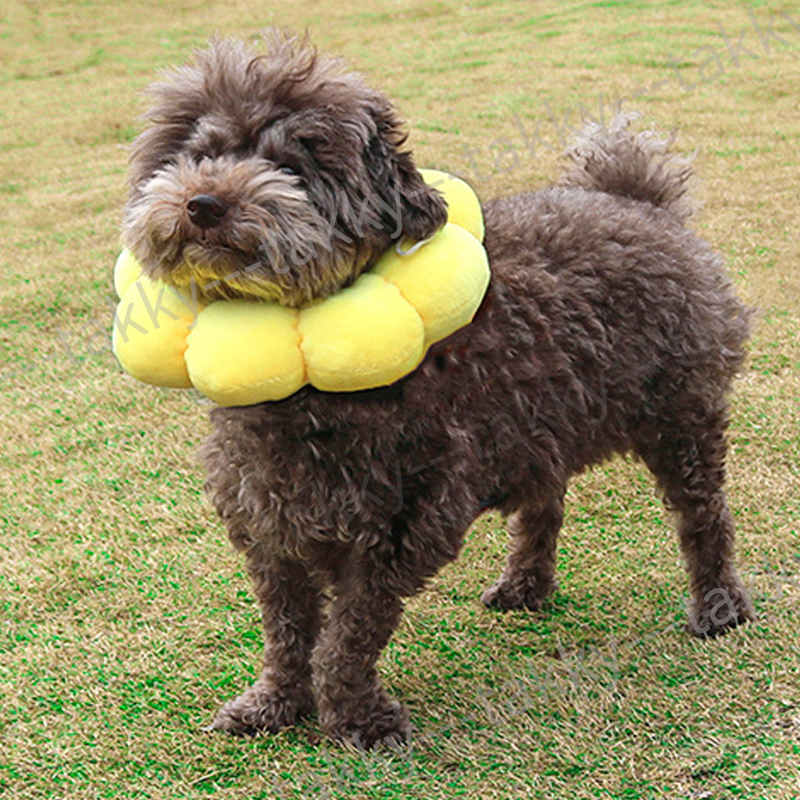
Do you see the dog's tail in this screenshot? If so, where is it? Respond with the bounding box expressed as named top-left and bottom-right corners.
top-left (559, 112), bottom-right (695, 222)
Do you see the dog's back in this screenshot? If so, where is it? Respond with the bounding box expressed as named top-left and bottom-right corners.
top-left (480, 115), bottom-right (749, 475)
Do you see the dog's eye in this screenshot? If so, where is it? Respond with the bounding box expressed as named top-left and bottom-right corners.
top-left (277, 165), bottom-right (299, 176)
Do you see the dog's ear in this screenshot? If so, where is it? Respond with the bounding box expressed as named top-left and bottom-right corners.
top-left (364, 96), bottom-right (448, 243)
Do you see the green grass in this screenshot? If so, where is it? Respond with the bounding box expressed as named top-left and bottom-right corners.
top-left (2, 0), bottom-right (799, 798)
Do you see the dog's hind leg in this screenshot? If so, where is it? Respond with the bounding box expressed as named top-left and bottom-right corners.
top-left (482, 491), bottom-right (565, 611)
top-left (211, 550), bottom-right (321, 735)
top-left (633, 402), bottom-right (755, 637)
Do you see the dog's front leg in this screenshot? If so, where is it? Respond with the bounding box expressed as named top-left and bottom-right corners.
top-left (312, 565), bottom-right (409, 747)
top-left (211, 549), bottom-right (321, 735)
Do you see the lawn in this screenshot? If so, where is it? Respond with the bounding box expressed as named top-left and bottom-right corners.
top-left (1, 1), bottom-right (798, 798)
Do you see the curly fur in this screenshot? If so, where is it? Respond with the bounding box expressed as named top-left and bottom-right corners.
top-left (123, 32), bottom-right (755, 747)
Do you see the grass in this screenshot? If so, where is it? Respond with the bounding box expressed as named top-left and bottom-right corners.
top-left (1, 0), bottom-right (799, 798)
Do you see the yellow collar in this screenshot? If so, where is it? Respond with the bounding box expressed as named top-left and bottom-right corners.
top-left (113, 170), bottom-right (489, 406)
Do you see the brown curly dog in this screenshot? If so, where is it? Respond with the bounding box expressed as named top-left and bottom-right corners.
top-left (122, 32), bottom-right (755, 747)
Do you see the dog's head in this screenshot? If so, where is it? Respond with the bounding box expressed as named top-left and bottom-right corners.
top-left (123, 32), bottom-right (448, 306)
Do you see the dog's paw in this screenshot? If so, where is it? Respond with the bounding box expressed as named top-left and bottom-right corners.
top-left (208, 681), bottom-right (314, 736)
top-left (686, 583), bottom-right (757, 639)
top-left (320, 698), bottom-right (411, 749)
top-left (481, 577), bottom-right (556, 611)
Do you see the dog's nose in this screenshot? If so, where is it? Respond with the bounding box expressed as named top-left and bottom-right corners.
top-left (187, 194), bottom-right (229, 229)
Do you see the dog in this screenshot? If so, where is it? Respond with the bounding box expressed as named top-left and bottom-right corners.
top-left (122, 31), bottom-right (754, 746)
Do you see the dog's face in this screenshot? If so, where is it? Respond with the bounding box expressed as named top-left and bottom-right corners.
top-left (123, 33), bottom-right (447, 307)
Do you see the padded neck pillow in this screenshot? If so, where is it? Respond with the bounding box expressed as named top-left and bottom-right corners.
top-left (112, 170), bottom-right (489, 406)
